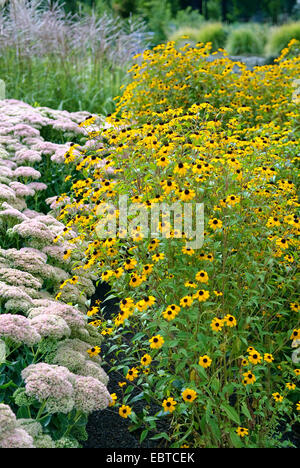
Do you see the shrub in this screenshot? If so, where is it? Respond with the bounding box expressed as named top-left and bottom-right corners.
top-left (0, 0), bottom-right (151, 113)
top-left (226, 26), bottom-right (265, 56)
top-left (197, 22), bottom-right (227, 51)
top-left (266, 22), bottom-right (300, 57)
top-left (58, 40), bottom-right (300, 448)
top-left (169, 27), bottom-right (202, 47)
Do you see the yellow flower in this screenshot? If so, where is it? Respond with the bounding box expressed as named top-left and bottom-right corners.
top-left (195, 270), bottom-right (209, 283)
top-left (264, 353), bottom-right (274, 363)
top-left (272, 392), bottom-right (283, 402)
top-left (119, 405), bottom-right (132, 418)
top-left (248, 350), bottom-right (262, 365)
top-left (194, 289), bottom-right (210, 302)
top-left (208, 218), bottom-right (222, 230)
top-left (182, 388), bottom-right (197, 402)
top-left (109, 393), bottom-right (117, 407)
top-left (242, 371), bottom-right (256, 385)
top-left (180, 295), bottom-right (194, 307)
top-left (162, 304), bottom-right (180, 321)
top-left (140, 354), bottom-right (152, 366)
top-left (286, 382), bottom-right (296, 390)
top-left (210, 317), bottom-right (224, 332)
top-left (224, 314), bottom-right (237, 327)
top-left (199, 355), bottom-right (212, 368)
top-left (290, 329), bottom-right (300, 340)
top-left (236, 427), bottom-right (249, 437)
top-left (87, 346), bottom-right (101, 357)
top-left (162, 397), bottom-right (177, 413)
top-left (126, 367), bottom-right (139, 381)
top-left (149, 334), bottom-right (164, 349)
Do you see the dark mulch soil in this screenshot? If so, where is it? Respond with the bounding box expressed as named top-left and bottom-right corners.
top-left (83, 282), bottom-right (300, 449)
top-left (83, 282), bottom-right (170, 449)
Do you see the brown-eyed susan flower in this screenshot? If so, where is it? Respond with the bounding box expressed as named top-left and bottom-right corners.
top-left (69, 276), bottom-right (79, 285)
top-left (296, 402), bottom-right (300, 411)
top-left (142, 264), bottom-right (154, 275)
top-left (182, 388), bottom-right (197, 402)
top-left (290, 329), bottom-right (300, 340)
top-left (248, 350), bottom-right (262, 365)
top-left (194, 289), bottom-right (210, 302)
top-left (275, 238), bottom-right (289, 250)
top-left (109, 393), bottom-right (117, 407)
top-left (286, 382), bottom-right (296, 390)
top-left (162, 397), bottom-right (177, 413)
top-left (195, 270), bottom-right (209, 283)
top-left (185, 281), bottom-right (197, 288)
top-left (174, 162), bottom-right (189, 175)
top-left (180, 188), bottom-right (195, 202)
top-left (272, 392), bottom-right (283, 402)
top-left (210, 317), bottom-right (224, 332)
top-left (224, 314), bottom-right (237, 327)
top-left (180, 295), bottom-right (194, 307)
top-left (140, 354), bottom-right (152, 366)
top-left (63, 249), bottom-right (72, 260)
top-left (152, 253), bottom-right (165, 262)
top-left (294, 369), bottom-right (300, 376)
top-left (182, 246), bottom-right (195, 255)
top-left (236, 427), bottom-right (249, 437)
top-left (226, 194), bottom-right (240, 206)
top-left (90, 319), bottom-right (102, 327)
top-left (241, 358), bottom-right (248, 367)
top-left (114, 267), bottom-right (124, 278)
top-left (149, 334), bottom-right (164, 349)
top-left (290, 303), bottom-right (300, 312)
top-left (264, 353), bottom-right (274, 363)
top-left (242, 371), bottom-right (256, 385)
top-left (119, 405), bottom-right (132, 418)
top-left (129, 273), bottom-right (145, 287)
top-left (126, 367), bottom-right (139, 381)
top-left (199, 355), bottom-right (212, 368)
top-left (124, 258), bottom-right (137, 270)
top-left (120, 297), bottom-right (134, 311)
top-left (87, 306), bottom-right (99, 317)
top-left (157, 156), bottom-right (170, 167)
top-left (87, 346), bottom-right (101, 357)
top-left (213, 290), bottom-right (223, 296)
top-left (137, 295), bottom-right (156, 311)
top-left (163, 304), bottom-right (180, 321)
top-left (118, 382), bottom-right (127, 388)
top-left (208, 218), bottom-right (222, 230)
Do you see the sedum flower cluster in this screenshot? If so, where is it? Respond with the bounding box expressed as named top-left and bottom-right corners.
top-left (0, 99), bottom-right (110, 448)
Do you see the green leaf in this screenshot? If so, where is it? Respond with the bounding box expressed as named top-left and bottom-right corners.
top-left (150, 432), bottom-right (170, 441)
top-left (229, 430), bottom-right (244, 448)
top-left (140, 429), bottom-right (148, 443)
top-left (221, 403), bottom-right (241, 425)
top-left (241, 402), bottom-right (252, 420)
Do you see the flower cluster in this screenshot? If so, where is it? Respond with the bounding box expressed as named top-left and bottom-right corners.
top-left (58, 40), bottom-right (300, 448)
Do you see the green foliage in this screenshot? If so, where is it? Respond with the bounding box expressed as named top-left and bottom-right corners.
top-left (226, 25), bottom-right (265, 56)
top-left (0, 51), bottom-right (125, 115)
top-left (197, 22), bottom-right (227, 51)
top-left (266, 22), bottom-right (300, 56)
top-left (169, 27), bottom-right (202, 47)
top-left (167, 6), bottom-right (204, 33)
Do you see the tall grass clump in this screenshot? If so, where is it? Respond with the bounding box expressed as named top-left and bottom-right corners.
top-left (226, 25), bottom-right (265, 56)
top-left (196, 22), bottom-right (227, 51)
top-left (266, 22), bottom-right (300, 57)
top-left (0, 0), bottom-right (151, 114)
